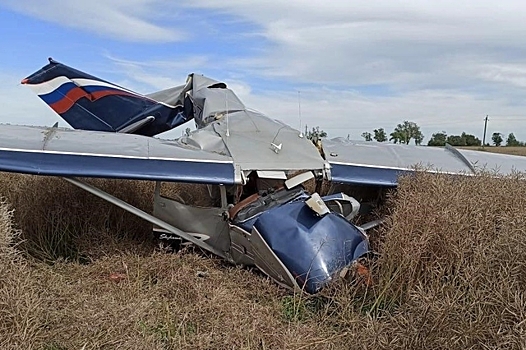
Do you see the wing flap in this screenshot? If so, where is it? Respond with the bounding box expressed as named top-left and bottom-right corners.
top-left (0, 125), bottom-right (236, 185)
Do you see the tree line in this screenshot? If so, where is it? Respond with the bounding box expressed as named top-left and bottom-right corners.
top-left (306, 122), bottom-right (525, 147)
top-left (426, 131), bottom-right (524, 147)
top-left (358, 120), bottom-right (525, 147)
top-left (361, 121), bottom-right (424, 145)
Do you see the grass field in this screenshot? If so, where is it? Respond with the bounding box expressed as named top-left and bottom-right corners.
top-left (460, 145), bottom-right (526, 157)
top-left (1, 167), bottom-right (526, 349)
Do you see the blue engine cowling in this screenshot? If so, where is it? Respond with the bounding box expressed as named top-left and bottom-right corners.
top-left (253, 200), bottom-right (369, 294)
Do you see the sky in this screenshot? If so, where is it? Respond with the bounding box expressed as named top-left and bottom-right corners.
top-left (1, 0), bottom-right (526, 143)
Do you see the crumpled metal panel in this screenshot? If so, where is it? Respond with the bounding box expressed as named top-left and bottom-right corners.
top-left (177, 74), bottom-right (326, 174)
top-left (254, 200), bottom-right (368, 294)
top-left (210, 111), bottom-right (326, 172)
top-left (177, 126), bottom-right (228, 155)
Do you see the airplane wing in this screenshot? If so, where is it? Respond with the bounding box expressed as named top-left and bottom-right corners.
top-left (0, 113), bottom-right (326, 185)
top-left (0, 125), bottom-right (238, 184)
top-left (6, 63), bottom-right (328, 185)
top-left (323, 138), bottom-right (526, 186)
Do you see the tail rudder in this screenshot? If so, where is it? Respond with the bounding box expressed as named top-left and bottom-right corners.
top-left (22, 58), bottom-right (190, 136)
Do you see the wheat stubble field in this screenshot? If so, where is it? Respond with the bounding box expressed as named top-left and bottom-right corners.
top-left (1, 149), bottom-right (526, 349)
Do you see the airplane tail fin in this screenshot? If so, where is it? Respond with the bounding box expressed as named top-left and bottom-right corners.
top-left (22, 58), bottom-right (190, 136)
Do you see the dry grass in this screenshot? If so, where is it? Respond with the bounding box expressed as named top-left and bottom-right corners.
top-left (1, 171), bottom-right (526, 349)
top-left (460, 146), bottom-right (526, 157)
top-left (321, 172), bottom-right (526, 349)
top-left (0, 174), bottom-right (156, 262)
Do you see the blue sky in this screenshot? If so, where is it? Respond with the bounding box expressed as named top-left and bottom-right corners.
top-left (2, 0), bottom-right (526, 142)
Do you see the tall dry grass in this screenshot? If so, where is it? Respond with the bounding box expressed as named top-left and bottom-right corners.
top-left (0, 174), bottom-right (324, 349)
top-left (0, 171), bottom-right (526, 349)
top-left (318, 171), bottom-right (526, 349)
top-left (0, 174), bottom-right (156, 262)
top-left (0, 196), bottom-right (51, 349)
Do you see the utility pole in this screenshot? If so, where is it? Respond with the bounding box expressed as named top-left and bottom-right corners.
top-left (298, 91), bottom-right (302, 137)
top-left (482, 115), bottom-right (488, 149)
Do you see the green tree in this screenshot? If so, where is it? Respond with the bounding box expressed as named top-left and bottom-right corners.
top-left (428, 132), bottom-right (447, 146)
top-left (361, 132), bottom-right (373, 141)
top-left (462, 132), bottom-right (481, 146)
top-left (373, 128), bottom-right (387, 142)
top-left (389, 130), bottom-right (403, 144)
top-left (432, 132), bottom-right (481, 146)
top-left (506, 133), bottom-right (520, 147)
top-left (390, 121), bottom-right (424, 145)
top-left (446, 135), bottom-right (465, 146)
top-left (414, 132), bottom-right (424, 146)
top-left (492, 132), bottom-right (503, 147)
top-left (305, 126), bottom-right (327, 141)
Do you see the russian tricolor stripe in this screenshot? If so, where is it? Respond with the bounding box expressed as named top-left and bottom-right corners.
top-left (25, 76), bottom-right (151, 114)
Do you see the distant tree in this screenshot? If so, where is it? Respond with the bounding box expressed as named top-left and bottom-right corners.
top-left (506, 133), bottom-right (521, 147)
top-left (462, 132), bottom-right (481, 146)
top-left (361, 132), bottom-right (373, 141)
top-left (428, 132), bottom-right (447, 146)
top-left (414, 132), bottom-right (424, 146)
top-left (389, 130), bottom-right (403, 144)
top-left (432, 132), bottom-right (481, 146)
top-left (446, 134), bottom-right (465, 146)
top-left (305, 126), bottom-right (327, 141)
top-left (492, 132), bottom-right (503, 147)
top-left (373, 128), bottom-right (387, 142)
top-left (390, 121), bottom-right (424, 145)
top-left (391, 124), bottom-right (404, 144)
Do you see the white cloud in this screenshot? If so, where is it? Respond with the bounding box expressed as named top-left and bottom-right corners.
top-left (104, 54), bottom-right (211, 91)
top-left (0, 72), bottom-right (61, 127)
top-left (239, 86), bottom-right (526, 142)
top-left (101, 51), bottom-right (526, 143)
top-left (2, 62), bottom-right (525, 145)
top-left (172, 0), bottom-right (526, 140)
top-left (0, 0), bottom-right (183, 42)
top-left (3, 0), bottom-right (526, 143)
top-left (179, 1), bottom-right (526, 88)
top-left (476, 63), bottom-right (526, 88)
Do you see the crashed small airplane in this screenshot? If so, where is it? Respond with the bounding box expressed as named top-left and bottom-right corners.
top-left (0, 58), bottom-right (525, 293)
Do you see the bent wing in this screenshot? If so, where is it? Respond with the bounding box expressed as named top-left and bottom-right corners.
top-left (0, 125), bottom-right (237, 185)
top-left (323, 138), bottom-right (526, 186)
